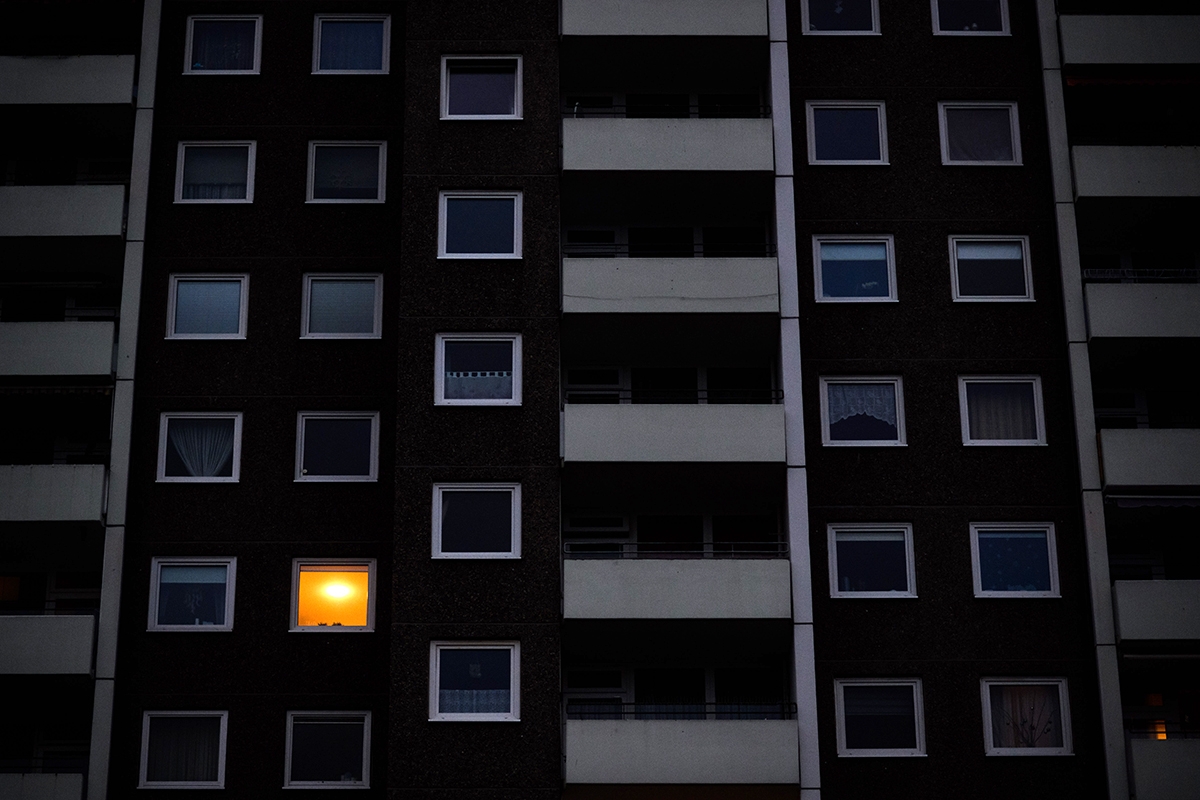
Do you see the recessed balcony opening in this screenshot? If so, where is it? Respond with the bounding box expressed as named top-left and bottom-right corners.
top-left (0, 676), bottom-right (93, 778)
top-left (0, 390), bottom-right (112, 465)
top-left (1107, 505), bottom-right (1200, 582)
top-left (1120, 657), bottom-right (1200, 743)
top-left (1078, 198), bottom-right (1200, 285)
top-left (0, 1), bottom-right (142, 55)
top-left (1064, 67), bottom-right (1200, 147)
top-left (0, 106), bottom-right (134, 186)
top-left (1091, 339), bottom-right (1200, 430)
top-left (0, 523), bottom-right (104, 617)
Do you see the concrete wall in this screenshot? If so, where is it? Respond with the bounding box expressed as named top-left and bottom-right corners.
top-left (563, 257), bottom-right (779, 314)
top-left (0, 185), bottom-right (125, 237)
top-left (561, 0), bottom-right (767, 36)
top-left (1060, 16), bottom-right (1200, 65)
top-left (1113, 580), bottom-right (1200, 641)
top-left (562, 118), bottom-right (774, 171)
top-left (563, 404), bottom-right (786, 462)
top-left (1099, 429), bottom-right (1200, 489)
top-left (1084, 284), bottom-right (1200, 339)
top-left (0, 465), bottom-right (106, 521)
top-left (1129, 739), bottom-right (1200, 800)
top-left (565, 719), bottom-right (799, 783)
top-left (0, 55), bottom-right (135, 104)
top-left (563, 558), bottom-right (791, 619)
top-left (0, 774), bottom-right (84, 800)
top-left (1072, 147), bottom-right (1200, 198)
top-left (0, 322), bottom-right (115, 376)
top-left (0, 615), bottom-right (95, 674)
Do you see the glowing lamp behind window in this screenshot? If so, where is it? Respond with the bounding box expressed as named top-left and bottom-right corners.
top-left (297, 565), bottom-right (370, 628)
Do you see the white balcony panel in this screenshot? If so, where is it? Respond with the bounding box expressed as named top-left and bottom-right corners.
top-left (1099, 429), bottom-right (1200, 490)
top-left (566, 719), bottom-right (798, 784)
top-left (0, 185), bottom-right (125, 237)
top-left (1072, 147), bottom-right (1200, 198)
top-left (1113, 581), bottom-right (1200, 641)
top-left (1060, 16), bottom-right (1200, 65)
top-left (564, 558), bottom-right (791, 619)
top-left (0, 55), bottom-right (135, 104)
top-left (0, 775), bottom-right (84, 800)
top-left (0, 465), bottom-right (106, 522)
top-left (562, 118), bottom-right (774, 171)
top-left (563, 404), bottom-right (786, 462)
top-left (562, 0), bottom-right (768, 36)
top-left (563, 257), bottom-right (779, 314)
top-left (0, 322), bottom-right (114, 376)
top-left (1085, 284), bottom-right (1200, 339)
top-left (0, 615), bottom-right (94, 674)
top-left (1130, 739), bottom-right (1200, 800)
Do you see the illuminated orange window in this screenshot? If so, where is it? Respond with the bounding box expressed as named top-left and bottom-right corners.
top-left (1154, 721), bottom-right (1168, 741)
top-left (292, 562), bottom-right (374, 631)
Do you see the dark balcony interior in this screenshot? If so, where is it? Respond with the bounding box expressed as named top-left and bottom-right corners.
top-left (1107, 505), bottom-right (1200, 581)
top-left (0, 523), bottom-right (104, 615)
top-left (1057, 1), bottom-right (1197, 13)
top-left (1, 106), bottom-right (133, 186)
top-left (0, 391), bottom-right (113, 465)
top-left (564, 511), bottom-right (784, 558)
top-left (0, 676), bottom-right (93, 775)
top-left (0, 239), bottom-right (124, 321)
top-left (0, 1), bottom-right (142, 56)
top-left (1078, 198), bottom-right (1200, 284)
top-left (1064, 67), bottom-right (1200, 147)
top-left (1121, 658), bottom-right (1200, 740)
top-left (1090, 339), bottom-right (1200, 429)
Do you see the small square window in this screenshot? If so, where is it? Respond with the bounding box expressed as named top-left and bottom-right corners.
top-left (435, 333), bottom-right (522, 406)
top-left (950, 237), bottom-right (1032, 301)
top-left (433, 484), bottom-right (521, 559)
top-left (185, 16), bottom-right (261, 74)
top-left (828, 524), bottom-right (916, 598)
top-left (939, 103), bottom-right (1021, 165)
top-left (959, 377), bottom-right (1045, 445)
top-left (971, 523), bottom-right (1059, 597)
top-left (933, 0), bottom-right (1009, 35)
top-left (307, 142), bottom-right (386, 203)
top-left (291, 560), bottom-right (375, 632)
top-left (835, 679), bottom-right (925, 756)
top-left (814, 236), bottom-right (897, 302)
top-left (806, 102), bottom-right (888, 165)
top-left (313, 15), bottom-right (390, 73)
top-left (430, 642), bottom-right (520, 721)
top-left (167, 275), bottom-right (248, 339)
top-left (803, 0), bottom-right (880, 34)
top-left (175, 142), bottom-right (255, 203)
top-left (302, 275), bottom-right (382, 338)
top-left (149, 558), bottom-right (236, 631)
top-left (285, 711), bottom-right (371, 788)
top-left (157, 413), bottom-right (242, 482)
top-left (139, 711), bottom-right (228, 788)
top-left (820, 377), bottom-right (905, 446)
top-left (296, 412), bottom-right (379, 481)
top-left (438, 191), bottom-right (523, 259)
top-left (982, 679), bottom-right (1071, 755)
top-left (441, 56), bottom-right (522, 120)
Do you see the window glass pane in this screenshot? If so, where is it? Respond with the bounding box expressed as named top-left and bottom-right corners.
top-left (308, 279), bottom-right (376, 334)
top-left (158, 566), bottom-right (227, 626)
top-left (182, 146), bottom-right (248, 200)
top-left (190, 19), bottom-right (256, 71)
top-left (827, 383), bottom-right (898, 441)
top-left (301, 418), bottom-right (373, 477)
top-left (946, 107), bottom-right (1014, 162)
top-left (312, 146), bottom-right (380, 200)
top-left (439, 649), bottom-right (511, 713)
top-left (441, 490), bottom-right (513, 553)
top-left (956, 241), bottom-right (1027, 297)
top-left (164, 418), bottom-right (236, 478)
top-left (447, 60), bottom-right (517, 116)
top-left (443, 340), bottom-right (514, 400)
top-left (843, 685), bottom-right (917, 750)
top-left (146, 716), bottom-right (222, 782)
top-left (319, 21), bottom-right (384, 71)
top-left (966, 382), bottom-right (1037, 440)
top-left (821, 242), bottom-right (889, 298)
top-left (938, 0), bottom-right (1004, 32)
top-left (978, 530), bottom-right (1051, 591)
top-left (174, 280), bottom-right (241, 335)
top-left (808, 0), bottom-right (874, 31)
top-left (296, 565), bottom-right (369, 627)
top-left (835, 531), bottom-right (908, 592)
top-left (989, 684), bottom-right (1063, 748)
top-left (444, 197), bottom-right (516, 255)
top-left (290, 718), bottom-right (365, 783)
top-left (812, 108), bottom-right (881, 161)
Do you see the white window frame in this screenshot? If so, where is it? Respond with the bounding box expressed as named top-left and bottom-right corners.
top-left (440, 55), bottom-right (523, 120)
top-left (166, 274), bottom-right (249, 340)
top-left (980, 678), bottom-right (1072, 756)
top-left (949, 235), bottom-right (1033, 302)
top-left (819, 376), bottom-right (906, 447)
top-left (290, 558), bottom-right (377, 633)
top-left (306, 142), bottom-right (387, 204)
top-left (806, 101), bottom-right (889, 166)
top-left (813, 234), bottom-right (898, 303)
top-left (284, 711), bottom-right (372, 788)
top-left (931, 0), bottom-right (1010, 36)
top-left (429, 641), bottom-right (521, 722)
top-left (295, 411), bottom-right (380, 482)
top-left (312, 14), bottom-right (391, 74)
top-left (938, 102), bottom-right (1022, 165)
top-left (828, 523), bottom-right (917, 599)
top-left (434, 333), bottom-right (523, 406)
top-left (148, 557), bottom-right (237, 632)
top-left (157, 412), bottom-right (243, 483)
top-left (437, 190), bottom-right (523, 259)
top-left (835, 678), bottom-right (925, 757)
top-left (139, 711), bottom-right (228, 788)
top-left (432, 483), bottom-right (521, 559)
top-left (970, 523), bottom-right (1060, 598)
top-left (184, 15), bottom-right (263, 74)
top-left (801, 0), bottom-right (881, 35)
top-left (174, 141), bottom-right (257, 204)
top-left (301, 274), bottom-right (383, 339)
top-left (958, 376), bottom-right (1045, 446)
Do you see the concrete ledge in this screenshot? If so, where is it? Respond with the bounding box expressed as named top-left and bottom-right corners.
top-left (0, 615), bottom-right (94, 674)
top-left (1129, 739), bottom-right (1200, 800)
top-left (563, 404), bottom-right (786, 462)
top-left (562, 0), bottom-right (768, 36)
top-left (1060, 16), bottom-right (1200, 65)
top-left (563, 257), bottom-right (779, 314)
top-left (0, 774), bottom-right (84, 800)
top-left (0, 55), bottom-right (135, 104)
top-left (1113, 581), bottom-right (1200, 641)
top-left (0, 185), bottom-right (125, 237)
top-left (1099, 429), bottom-right (1200, 490)
top-left (1072, 147), bottom-right (1200, 198)
top-left (1084, 283), bottom-right (1200, 339)
top-left (563, 118), bottom-right (774, 171)
top-left (0, 465), bottom-right (106, 521)
top-left (0, 322), bottom-right (115, 376)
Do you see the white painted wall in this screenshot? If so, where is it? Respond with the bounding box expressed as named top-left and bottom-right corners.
top-left (0, 322), bottom-right (115, 376)
top-left (1085, 284), bottom-right (1200, 339)
top-left (563, 257), bottom-right (779, 314)
top-left (1113, 581), bottom-right (1200, 641)
top-left (1072, 146), bottom-right (1200, 198)
top-left (1099, 429), bottom-right (1200, 489)
top-left (0, 774), bottom-right (84, 800)
top-left (0, 55), bottom-right (135, 104)
top-left (0, 616), bottom-right (95, 674)
top-left (0, 465), bottom-right (106, 521)
top-left (0, 185), bottom-right (125, 237)
top-left (1129, 739), bottom-right (1200, 800)
top-left (563, 118), bottom-right (774, 171)
top-left (1060, 16), bottom-right (1200, 65)
top-left (563, 404), bottom-right (786, 462)
top-left (561, 0), bottom-right (768, 36)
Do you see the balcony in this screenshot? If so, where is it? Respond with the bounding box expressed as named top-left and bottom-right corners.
top-left (1072, 147), bottom-right (1200, 198)
top-left (1084, 283), bottom-right (1200, 339)
top-left (563, 256), bottom-right (779, 314)
top-left (1098, 429), bottom-right (1200, 490)
top-left (0, 185), bottom-right (124, 237)
top-left (561, 0), bottom-right (768, 36)
top-left (0, 323), bottom-right (114, 376)
top-left (0, 465), bottom-right (106, 522)
top-left (563, 403), bottom-right (785, 462)
top-left (0, 774), bottom-right (84, 800)
top-left (1128, 738), bottom-right (1200, 800)
top-left (0, 55), bottom-right (135, 105)
top-left (563, 117), bottom-right (774, 172)
top-left (1113, 580), bottom-right (1200, 641)
top-left (0, 615), bottom-right (95, 674)
top-left (1059, 16), bottom-right (1200, 65)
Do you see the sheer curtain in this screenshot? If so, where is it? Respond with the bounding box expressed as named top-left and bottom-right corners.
top-left (967, 383), bottom-right (1036, 440)
top-left (827, 383), bottom-right (896, 426)
top-left (439, 689), bottom-right (511, 714)
top-left (989, 684), bottom-right (1063, 748)
top-left (181, 147), bottom-right (248, 200)
top-left (168, 419), bottom-right (235, 477)
top-left (146, 716), bottom-right (221, 782)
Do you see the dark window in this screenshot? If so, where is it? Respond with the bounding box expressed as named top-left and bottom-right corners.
top-left (442, 339), bottom-right (515, 401)
top-left (811, 106), bottom-right (883, 162)
top-left (189, 18), bottom-right (257, 72)
top-left (703, 226), bottom-right (768, 257)
top-left (300, 417), bottom-right (374, 478)
top-left (311, 145), bottom-right (381, 200)
top-left (818, 241), bottom-right (891, 299)
top-left (631, 367), bottom-right (698, 404)
top-left (977, 529), bottom-right (1053, 592)
top-left (808, 0), bottom-right (875, 32)
top-left (180, 146), bottom-right (249, 201)
top-left (944, 106), bottom-right (1017, 162)
top-left (306, 278), bottom-right (378, 336)
top-left (156, 565), bottom-right (228, 626)
top-left (172, 278), bottom-right (243, 335)
top-left (936, 0), bottom-right (1005, 33)
top-left (443, 196), bottom-right (517, 256)
top-left (635, 668), bottom-right (705, 719)
top-left (145, 716), bottom-right (223, 783)
top-left (289, 716), bottom-right (367, 785)
top-left (842, 684), bottom-right (918, 750)
top-left (438, 648), bottom-right (512, 714)
top-left (317, 19), bottom-right (386, 72)
top-left (716, 667), bottom-right (789, 719)
top-left (637, 515), bottom-right (703, 555)
top-left (707, 367), bottom-right (773, 404)
top-left (445, 59), bottom-right (519, 117)
top-left (626, 93), bottom-right (690, 118)
top-left (834, 530), bottom-right (910, 593)
top-left (628, 227), bottom-right (694, 258)
top-left (440, 489), bottom-right (514, 554)
top-left (954, 240), bottom-right (1028, 297)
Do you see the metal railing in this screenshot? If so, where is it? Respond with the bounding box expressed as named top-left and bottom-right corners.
top-left (564, 388), bottom-right (783, 405)
top-left (565, 700), bottom-right (796, 721)
top-left (564, 539), bottom-right (787, 558)
top-left (562, 242), bottom-right (777, 258)
top-left (1083, 267), bottom-right (1200, 284)
top-left (1126, 722), bottom-right (1200, 740)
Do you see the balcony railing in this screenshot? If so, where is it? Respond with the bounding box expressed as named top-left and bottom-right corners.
top-left (565, 389), bottom-right (783, 405)
top-left (563, 242), bottom-right (777, 258)
top-left (1084, 267), bottom-right (1200, 283)
top-left (1127, 722), bottom-right (1200, 740)
top-left (565, 701), bottom-right (796, 721)
top-left (564, 540), bottom-right (787, 558)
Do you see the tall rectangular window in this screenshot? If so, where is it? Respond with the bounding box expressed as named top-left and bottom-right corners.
top-left (140, 712), bottom-right (227, 788)
top-left (435, 333), bottom-right (522, 405)
top-left (828, 525), bottom-right (916, 598)
top-left (933, 0), bottom-right (1009, 35)
top-left (950, 237), bottom-right (1032, 301)
top-left (835, 680), bottom-right (925, 756)
top-left (807, 102), bottom-right (888, 165)
top-left (982, 680), bottom-right (1071, 755)
top-left (433, 484), bottom-right (521, 558)
top-left (296, 412), bottom-right (379, 481)
top-left (149, 558), bottom-right (236, 631)
top-left (803, 0), bottom-right (879, 34)
top-left (176, 142), bottom-right (255, 203)
top-left (438, 191), bottom-right (522, 258)
top-left (291, 560), bottom-right (375, 632)
top-left (307, 142), bottom-right (386, 202)
top-left (285, 712), bottom-right (371, 787)
top-left (302, 275), bottom-right (382, 338)
top-left (185, 16), bottom-right (261, 73)
top-left (939, 103), bottom-right (1021, 165)
top-left (313, 15), bottom-right (389, 73)
top-left (167, 275), bottom-right (248, 339)
top-left (820, 377), bottom-right (905, 446)
top-left (441, 56), bottom-right (522, 120)
top-left (430, 642), bottom-right (520, 721)
top-left (959, 377), bottom-right (1045, 445)
top-left (971, 524), bottom-right (1059, 597)
top-left (157, 413), bottom-right (242, 482)
top-left (814, 236), bottom-right (896, 301)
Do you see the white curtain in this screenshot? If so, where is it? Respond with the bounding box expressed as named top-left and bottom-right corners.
top-left (439, 689), bottom-right (510, 714)
top-left (967, 383), bottom-right (1036, 440)
top-left (169, 419), bottom-right (235, 477)
top-left (990, 684), bottom-right (1063, 748)
top-left (146, 716), bottom-right (220, 782)
top-left (445, 371), bottom-right (513, 400)
top-left (827, 383), bottom-right (896, 425)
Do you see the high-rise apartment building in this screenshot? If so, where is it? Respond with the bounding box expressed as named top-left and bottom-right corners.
top-left (1, 1), bottom-right (1196, 798)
